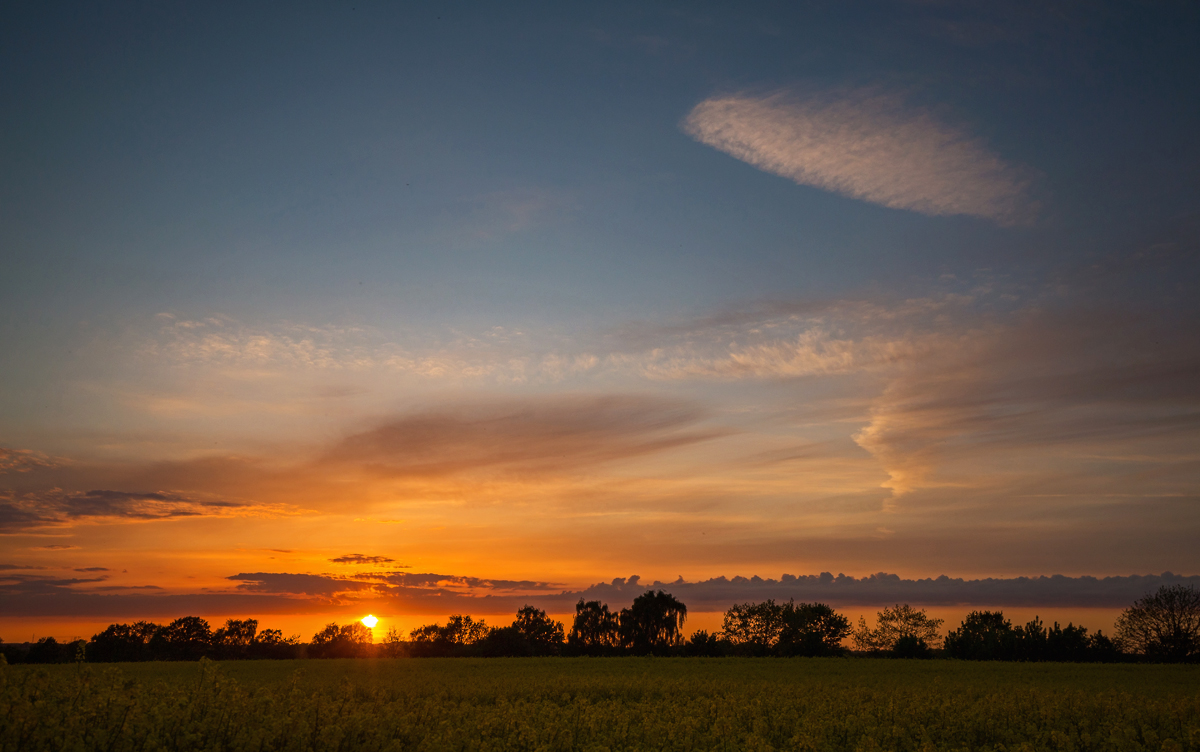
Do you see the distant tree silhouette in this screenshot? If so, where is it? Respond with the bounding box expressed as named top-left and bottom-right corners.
top-left (721, 600), bottom-right (784, 655)
top-left (409, 615), bottom-right (489, 657)
top-left (512, 606), bottom-right (565, 656)
top-left (213, 618), bottom-right (258, 659)
top-left (853, 604), bottom-right (943, 656)
top-left (379, 627), bottom-right (407, 658)
top-left (944, 611), bottom-right (1015, 660)
top-left (247, 628), bottom-right (300, 659)
top-left (722, 600), bottom-right (849, 656)
top-left (88, 621), bottom-right (160, 662)
top-left (1116, 584), bottom-right (1200, 662)
top-left (619, 590), bottom-right (687, 655)
top-left (310, 622), bottom-right (373, 658)
top-left (777, 602), bottom-right (851, 656)
top-left (151, 617), bottom-right (213, 661)
top-left (945, 610), bottom-right (1119, 662)
top-left (568, 599), bottom-right (621, 655)
top-left (684, 629), bottom-right (728, 657)
top-left (26, 636), bottom-right (81, 664)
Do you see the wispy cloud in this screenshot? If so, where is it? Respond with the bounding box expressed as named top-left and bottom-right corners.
top-left (329, 554), bottom-right (395, 566)
top-left (0, 448), bottom-right (57, 475)
top-left (0, 487), bottom-right (300, 533)
top-left (323, 395), bottom-right (726, 479)
top-left (683, 89), bottom-right (1035, 223)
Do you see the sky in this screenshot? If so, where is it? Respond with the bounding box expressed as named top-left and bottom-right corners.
top-left (2, 1), bottom-right (1199, 641)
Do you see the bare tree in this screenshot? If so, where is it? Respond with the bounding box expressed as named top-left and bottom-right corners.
top-left (1115, 584), bottom-right (1200, 662)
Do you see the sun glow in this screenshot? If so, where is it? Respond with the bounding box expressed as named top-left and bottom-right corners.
top-left (361, 615), bottom-right (378, 628)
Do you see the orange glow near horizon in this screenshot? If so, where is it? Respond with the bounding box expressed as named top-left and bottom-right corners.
top-left (361, 615), bottom-right (378, 629)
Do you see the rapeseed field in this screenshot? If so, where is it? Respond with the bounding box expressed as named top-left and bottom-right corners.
top-left (2, 657), bottom-right (1196, 751)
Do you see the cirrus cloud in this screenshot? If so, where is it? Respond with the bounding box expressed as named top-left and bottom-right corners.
top-left (683, 89), bottom-right (1035, 224)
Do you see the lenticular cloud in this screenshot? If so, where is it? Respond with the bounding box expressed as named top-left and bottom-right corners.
top-left (683, 90), bottom-right (1034, 224)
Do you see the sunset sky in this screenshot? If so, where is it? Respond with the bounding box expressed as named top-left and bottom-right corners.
top-left (3, 1), bottom-right (1199, 641)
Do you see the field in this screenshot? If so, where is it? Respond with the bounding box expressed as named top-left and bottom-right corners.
top-left (2, 658), bottom-right (1197, 751)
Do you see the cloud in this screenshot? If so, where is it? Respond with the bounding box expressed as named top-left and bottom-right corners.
top-left (6, 568), bottom-right (1195, 619)
top-left (683, 89), bottom-right (1034, 223)
top-left (323, 395), bottom-right (726, 478)
top-left (329, 554), bottom-right (395, 565)
top-left (226, 570), bottom-right (563, 601)
top-left (853, 307), bottom-right (1200, 495)
top-left (0, 448), bottom-right (57, 475)
top-left (0, 487), bottom-right (296, 533)
top-left (563, 571), bottom-right (1200, 610)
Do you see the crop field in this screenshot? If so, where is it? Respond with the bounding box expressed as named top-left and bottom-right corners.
top-left (2, 657), bottom-right (1197, 751)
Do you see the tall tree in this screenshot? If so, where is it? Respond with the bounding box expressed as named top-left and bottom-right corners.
top-left (853, 604), bottom-right (943, 656)
top-left (568, 599), bottom-right (621, 654)
top-left (1116, 584), bottom-right (1200, 662)
top-left (619, 590), bottom-right (688, 655)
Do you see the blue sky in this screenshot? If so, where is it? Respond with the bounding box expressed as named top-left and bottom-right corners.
top-left (2, 1), bottom-right (1199, 631)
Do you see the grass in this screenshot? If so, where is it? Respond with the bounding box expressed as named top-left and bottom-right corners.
top-left (2, 657), bottom-right (1197, 751)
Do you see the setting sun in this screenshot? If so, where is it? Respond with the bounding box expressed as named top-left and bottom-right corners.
top-left (361, 615), bottom-right (378, 629)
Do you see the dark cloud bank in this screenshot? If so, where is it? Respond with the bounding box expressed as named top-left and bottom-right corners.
top-left (3, 570), bottom-right (1196, 618)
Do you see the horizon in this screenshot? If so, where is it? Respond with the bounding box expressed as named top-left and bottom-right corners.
top-left (3, 2), bottom-right (1199, 640)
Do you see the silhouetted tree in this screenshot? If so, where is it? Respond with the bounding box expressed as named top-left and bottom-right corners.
top-left (777, 602), bottom-right (851, 657)
top-left (568, 599), bottom-right (621, 655)
top-left (150, 617), bottom-right (213, 661)
top-left (1116, 584), bottom-right (1200, 662)
top-left (944, 611), bottom-right (1015, 660)
top-left (853, 604), bottom-right (943, 656)
top-left (721, 600), bottom-right (784, 655)
top-left (27, 636), bottom-right (70, 664)
top-left (310, 622), bottom-right (373, 658)
top-left (213, 618), bottom-right (258, 659)
top-left (513, 606), bottom-right (565, 656)
top-left (409, 615), bottom-right (489, 657)
top-left (88, 621), bottom-right (160, 662)
top-left (247, 628), bottom-right (300, 659)
top-left (684, 629), bottom-right (729, 657)
top-left (721, 600), bottom-right (849, 656)
top-left (379, 627), bottom-right (407, 658)
top-left (619, 590), bottom-right (687, 655)
top-left (945, 610), bottom-right (1120, 662)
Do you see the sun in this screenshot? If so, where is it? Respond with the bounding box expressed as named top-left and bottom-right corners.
top-left (361, 615), bottom-right (378, 628)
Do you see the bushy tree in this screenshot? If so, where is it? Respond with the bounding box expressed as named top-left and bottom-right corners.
top-left (150, 617), bottom-right (213, 661)
top-left (310, 622), bottom-right (373, 658)
top-left (248, 628), bottom-right (300, 659)
top-left (26, 636), bottom-right (79, 664)
top-left (619, 590), bottom-right (688, 655)
top-left (88, 621), bottom-right (160, 662)
top-left (777, 602), bottom-right (851, 656)
top-left (721, 600), bottom-right (850, 656)
top-left (512, 606), bottom-right (565, 655)
top-left (213, 618), bottom-right (258, 659)
top-left (409, 615), bottom-right (489, 656)
top-left (721, 600), bottom-right (784, 655)
top-left (568, 599), bottom-right (622, 654)
top-left (944, 611), bottom-right (1015, 660)
top-left (684, 629), bottom-right (729, 657)
top-left (853, 604), bottom-right (943, 656)
top-left (1116, 584), bottom-right (1200, 662)
top-left (945, 610), bottom-right (1120, 662)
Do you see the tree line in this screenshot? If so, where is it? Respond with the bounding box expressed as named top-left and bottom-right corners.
top-left (3, 584), bottom-right (1197, 664)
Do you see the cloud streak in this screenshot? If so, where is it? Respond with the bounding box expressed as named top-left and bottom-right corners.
top-left (683, 89), bottom-right (1034, 223)
top-left (5, 569), bottom-right (1194, 618)
top-left (324, 395), bottom-right (726, 478)
top-left (0, 487), bottom-right (296, 533)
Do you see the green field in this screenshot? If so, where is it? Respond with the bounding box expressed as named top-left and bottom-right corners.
top-left (2, 658), bottom-right (1197, 751)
